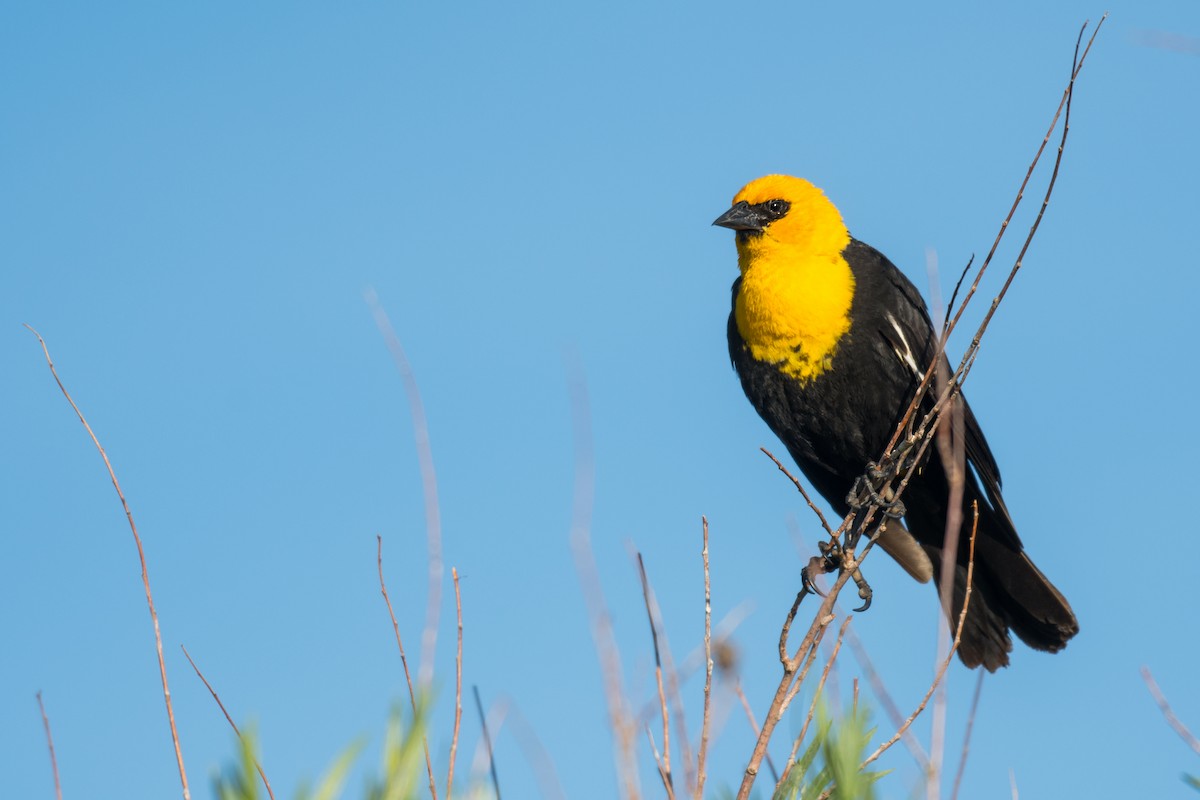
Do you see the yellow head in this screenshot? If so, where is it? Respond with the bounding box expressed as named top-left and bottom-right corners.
top-left (714, 175), bottom-right (855, 382)
top-left (714, 175), bottom-right (851, 274)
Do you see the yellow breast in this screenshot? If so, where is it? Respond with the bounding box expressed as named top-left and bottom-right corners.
top-left (735, 241), bottom-right (855, 383)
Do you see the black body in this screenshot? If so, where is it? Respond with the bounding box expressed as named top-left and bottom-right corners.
top-left (729, 239), bottom-right (1078, 670)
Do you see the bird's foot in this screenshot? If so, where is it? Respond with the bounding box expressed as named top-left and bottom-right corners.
top-left (801, 540), bottom-right (873, 612)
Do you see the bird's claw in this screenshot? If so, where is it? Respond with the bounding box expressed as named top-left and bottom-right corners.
top-left (852, 571), bottom-right (873, 612)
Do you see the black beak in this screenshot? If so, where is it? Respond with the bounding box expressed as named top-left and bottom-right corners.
top-left (712, 201), bottom-right (770, 232)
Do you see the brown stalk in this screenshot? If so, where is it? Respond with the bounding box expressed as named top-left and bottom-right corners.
top-left (565, 358), bottom-right (640, 797)
top-left (949, 670), bottom-right (986, 800)
top-left (35, 692), bottom-right (62, 800)
top-left (929, 389), bottom-right (966, 800)
top-left (776, 616), bottom-right (853, 794)
top-left (630, 548), bottom-right (696, 792)
top-left (644, 725), bottom-right (673, 799)
top-left (377, 535), bottom-right (438, 799)
top-left (694, 517), bottom-right (715, 800)
top-left (789, 524), bottom-right (929, 770)
top-left (636, 554), bottom-right (675, 799)
top-left (25, 325), bottom-right (191, 800)
top-left (881, 15), bottom-right (1106, 471)
top-left (473, 686), bottom-right (502, 800)
top-left (365, 289), bottom-right (444, 689)
top-left (499, 697), bottom-right (568, 800)
top-left (761, 448), bottom-right (834, 538)
top-left (446, 567), bottom-right (464, 800)
top-left (1141, 666), bottom-right (1200, 756)
top-left (861, 503), bottom-right (979, 769)
top-left (844, 625), bottom-right (929, 769)
top-left (735, 571), bottom-right (845, 800)
top-left (181, 646), bottom-right (275, 800)
top-left (733, 682), bottom-right (780, 784)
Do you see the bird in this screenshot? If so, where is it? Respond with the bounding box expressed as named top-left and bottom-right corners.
top-left (713, 174), bottom-right (1078, 671)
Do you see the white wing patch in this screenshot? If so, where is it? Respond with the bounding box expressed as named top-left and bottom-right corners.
top-left (885, 312), bottom-right (922, 380)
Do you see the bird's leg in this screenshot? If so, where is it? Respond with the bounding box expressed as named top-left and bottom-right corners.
top-left (850, 567), bottom-right (873, 612)
top-left (800, 540), bottom-right (840, 597)
top-left (805, 538), bottom-right (874, 612)
top-left (844, 439), bottom-right (917, 550)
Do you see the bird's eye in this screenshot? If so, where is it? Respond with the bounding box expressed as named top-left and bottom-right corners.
top-left (765, 199), bottom-right (789, 217)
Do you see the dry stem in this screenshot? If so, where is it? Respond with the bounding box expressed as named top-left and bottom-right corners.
top-left (949, 670), bottom-right (986, 800)
top-left (25, 324), bottom-right (191, 800)
top-left (365, 289), bottom-right (444, 688)
top-left (473, 686), bottom-right (502, 800)
top-left (695, 517), bottom-right (715, 800)
top-left (35, 692), bottom-right (62, 800)
top-left (776, 616), bottom-right (853, 793)
top-left (446, 568), bottom-right (464, 799)
top-left (636, 554), bottom-right (675, 799)
top-left (761, 448), bottom-right (834, 538)
top-left (1141, 666), bottom-right (1200, 756)
top-left (861, 504), bottom-right (979, 769)
top-left (181, 646), bottom-right (275, 800)
top-left (565, 358), bottom-right (640, 797)
top-left (377, 535), bottom-right (437, 799)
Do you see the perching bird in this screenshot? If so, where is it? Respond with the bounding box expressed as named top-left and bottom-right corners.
top-left (714, 174), bottom-right (1078, 670)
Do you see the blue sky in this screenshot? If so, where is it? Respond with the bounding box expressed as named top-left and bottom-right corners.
top-left (4, 2), bottom-right (1199, 798)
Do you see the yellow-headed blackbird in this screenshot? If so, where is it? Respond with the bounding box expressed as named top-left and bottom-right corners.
top-left (714, 174), bottom-right (1078, 671)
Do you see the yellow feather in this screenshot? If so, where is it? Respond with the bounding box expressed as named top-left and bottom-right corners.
top-left (731, 176), bottom-right (855, 382)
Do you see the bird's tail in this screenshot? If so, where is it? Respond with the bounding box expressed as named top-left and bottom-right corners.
top-left (923, 517), bottom-right (1079, 672)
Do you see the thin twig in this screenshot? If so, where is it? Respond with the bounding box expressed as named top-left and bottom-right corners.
top-left (181, 646), bottom-right (275, 800)
top-left (844, 625), bottom-right (929, 769)
top-left (500, 697), bottom-right (569, 800)
top-left (474, 686), bottom-right (502, 800)
top-left (761, 448), bottom-right (834, 539)
top-left (695, 517), bottom-right (715, 800)
top-left (377, 535), bottom-right (437, 799)
top-left (930, 390), bottom-right (966, 800)
top-left (1141, 666), bottom-right (1200, 756)
top-left (636, 554), bottom-right (675, 799)
top-left (789, 522), bottom-right (929, 770)
top-left (35, 692), bottom-right (62, 800)
top-left (645, 725), bottom-right (673, 799)
top-left (25, 324), bottom-right (190, 800)
top-left (861, 504), bottom-right (979, 769)
top-left (736, 574), bottom-right (842, 800)
top-left (739, 21), bottom-right (1106, 799)
top-left (776, 616), bottom-right (853, 794)
top-left (365, 289), bottom-right (444, 688)
top-left (565, 356), bottom-right (640, 798)
top-left (881, 17), bottom-right (1106, 471)
top-left (950, 670), bottom-right (986, 800)
top-left (628, 545), bottom-right (696, 791)
top-left (733, 681), bottom-right (779, 784)
top-left (446, 567), bottom-right (464, 800)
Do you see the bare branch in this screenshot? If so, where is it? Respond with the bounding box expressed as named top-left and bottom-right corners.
top-left (776, 616), bottom-right (853, 794)
top-left (365, 289), bottom-right (444, 688)
top-left (762, 448), bottom-right (834, 539)
top-left (861, 503), bottom-right (979, 769)
top-left (25, 325), bottom-right (190, 800)
top-left (733, 681), bottom-right (779, 784)
top-left (636, 554), bottom-right (675, 799)
top-left (1141, 666), bottom-right (1200, 756)
top-left (565, 357), bottom-right (640, 798)
top-left (695, 517), bottom-right (715, 800)
top-left (181, 646), bottom-right (275, 800)
top-left (474, 686), bottom-right (502, 800)
top-left (950, 670), bottom-right (986, 800)
top-left (35, 692), bottom-right (62, 800)
top-left (446, 567), bottom-right (464, 800)
top-left (377, 535), bottom-right (437, 799)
